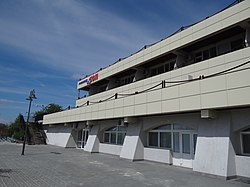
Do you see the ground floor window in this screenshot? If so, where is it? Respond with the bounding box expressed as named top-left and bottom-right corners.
top-left (103, 126), bottom-right (127, 145)
top-left (241, 127), bottom-right (250, 155)
top-left (148, 124), bottom-right (197, 154)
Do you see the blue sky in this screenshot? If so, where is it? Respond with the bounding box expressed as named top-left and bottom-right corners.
top-left (0, 0), bottom-right (234, 124)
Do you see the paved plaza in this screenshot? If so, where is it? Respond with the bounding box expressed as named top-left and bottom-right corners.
top-left (0, 143), bottom-right (249, 187)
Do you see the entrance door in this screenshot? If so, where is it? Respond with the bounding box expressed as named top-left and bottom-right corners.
top-left (76, 129), bottom-right (89, 149)
top-left (172, 132), bottom-right (197, 168)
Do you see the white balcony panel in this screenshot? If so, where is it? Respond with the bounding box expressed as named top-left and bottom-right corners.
top-left (134, 104), bottom-right (147, 116)
top-left (201, 91), bottom-right (228, 109)
top-left (147, 101), bottom-right (161, 115)
top-left (180, 95), bottom-right (201, 111)
top-left (228, 86), bottom-right (250, 106)
top-left (124, 106), bottom-right (134, 117)
top-left (200, 76), bottom-right (227, 94)
top-left (161, 99), bottom-right (180, 113)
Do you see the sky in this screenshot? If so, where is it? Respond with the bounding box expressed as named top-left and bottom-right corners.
top-left (0, 0), bottom-right (235, 124)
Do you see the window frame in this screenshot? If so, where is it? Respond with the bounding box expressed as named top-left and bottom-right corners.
top-left (103, 126), bottom-right (127, 145)
top-left (240, 128), bottom-right (250, 156)
top-left (149, 59), bottom-right (176, 77)
top-left (147, 124), bottom-right (197, 151)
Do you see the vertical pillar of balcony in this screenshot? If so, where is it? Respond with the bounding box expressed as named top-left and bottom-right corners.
top-left (106, 78), bottom-right (118, 90)
top-left (134, 68), bottom-right (145, 82)
top-left (245, 28), bottom-right (250, 47)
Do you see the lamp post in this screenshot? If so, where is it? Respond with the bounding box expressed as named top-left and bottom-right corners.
top-left (21, 89), bottom-right (37, 155)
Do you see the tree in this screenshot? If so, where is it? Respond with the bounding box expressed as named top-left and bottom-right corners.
top-left (8, 114), bottom-right (24, 140)
top-left (33, 103), bottom-right (63, 122)
top-left (0, 123), bottom-right (9, 137)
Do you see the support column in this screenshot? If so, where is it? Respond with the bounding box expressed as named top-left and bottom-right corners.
top-left (193, 111), bottom-right (236, 178)
top-left (120, 120), bottom-right (144, 161)
top-left (245, 28), bottom-right (250, 47)
top-left (84, 124), bottom-right (100, 153)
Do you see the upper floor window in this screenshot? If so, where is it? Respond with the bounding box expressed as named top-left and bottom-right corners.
top-left (241, 127), bottom-right (250, 155)
top-left (231, 38), bottom-right (244, 52)
top-left (194, 46), bottom-right (217, 63)
top-left (150, 60), bottom-right (175, 77)
top-left (103, 126), bottom-right (127, 145)
top-left (119, 75), bottom-right (134, 86)
top-left (193, 33), bottom-right (245, 63)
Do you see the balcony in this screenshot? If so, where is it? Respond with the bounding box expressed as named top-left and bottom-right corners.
top-left (43, 47), bottom-right (250, 125)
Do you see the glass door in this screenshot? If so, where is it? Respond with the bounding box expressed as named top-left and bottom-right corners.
top-left (172, 132), bottom-right (197, 168)
top-left (76, 129), bottom-right (89, 149)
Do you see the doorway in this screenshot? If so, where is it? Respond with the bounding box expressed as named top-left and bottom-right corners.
top-left (76, 129), bottom-right (89, 149)
top-left (172, 131), bottom-right (197, 168)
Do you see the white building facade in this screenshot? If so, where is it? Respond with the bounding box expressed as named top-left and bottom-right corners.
top-left (43, 0), bottom-right (250, 179)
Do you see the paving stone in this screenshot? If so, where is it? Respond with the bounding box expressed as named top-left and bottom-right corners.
top-left (0, 142), bottom-right (249, 187)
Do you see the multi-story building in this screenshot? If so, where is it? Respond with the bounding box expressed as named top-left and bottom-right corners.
top-left (43, 0), bottom-right (250, 179)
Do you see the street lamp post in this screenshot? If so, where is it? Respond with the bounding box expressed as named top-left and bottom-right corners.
top-left (21, 89), bottom-right (37, 155)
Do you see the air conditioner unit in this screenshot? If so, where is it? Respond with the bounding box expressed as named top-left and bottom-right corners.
top-left (124, 117), bottom-right (137, 124)
top-left (201, 109), bottom-right (216, 119)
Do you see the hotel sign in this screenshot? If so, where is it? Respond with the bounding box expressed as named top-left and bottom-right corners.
top-left (79, 73), bottom-right (99, 85)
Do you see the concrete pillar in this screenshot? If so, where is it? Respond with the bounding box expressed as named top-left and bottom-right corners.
top-left (65, 129), bottom-right (77, 148)
top-left (120, 121), bottom-right (144, 161)
top-left (193, 112), bottom-right (236, 178)
top-left (84, 125), bottom-right (100, 153)
top-left (245, 28), bottom-right (250, 47)
top-left (107, 78), bottom-right (118, 90)
top-left (134, 69), bottom-right (145, 82)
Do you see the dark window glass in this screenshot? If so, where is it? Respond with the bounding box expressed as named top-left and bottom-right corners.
top-left (165, 64), bottom-right (170, 72)
top-left (242, 134), bottom-right (250, 154)
top-left (231, 39), bottom-right (243, 51)
top-left (169, 61), bottom-right (175, 70)
top-left (157, 65), bottom-right (164, 74)
top-left (210, 47), bottom-right (216, 57)
top-left (151, 68), bottom-right (157, 76)
top-left (160, 132), bottom-right (171, 148)
top-left (182, 134), bottom-right (190, 154)
top-left (117, 133), bottom-right (125, 145)
top-left (195, 52), bottom-right (202, 63)
top-left (173, 132), bottom-right (179, 153)
top-left (203, 50), bottom-right (209, 60)
top-left (218, 43), bottom-right (230, 55)
top-left (111, 133), bottom-right (116, 144)
top-left (149, 132), bottom-right (158, 147)
top-left (104, 133), bottom-right (109, 143)
top-left (77, 130), bottom-right (82, 141)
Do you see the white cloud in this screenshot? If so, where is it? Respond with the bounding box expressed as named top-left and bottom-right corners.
top-left (0, 0), bottom-right (157, 79)
top-left (0, 99), bottom-right (25, 106)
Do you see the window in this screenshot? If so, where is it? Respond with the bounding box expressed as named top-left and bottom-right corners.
top-left (194, 52), bottom-right (202, 63)
top-left (194, 46), bottom-right (217, 63)
top-left (150, 60), bottom-right (176, 77)
top-left (241, 128), bottom-right (250, 155)
top-left (231, 39), bottom-right (244, 51)
top-left (148, 132), bottom-right (158, 147)
top-left (147, 124), bottom-right (197, 154)
top-left (120, 75), bottom-right (134, 86)
top-left (160, 132), bottom-right (171, 148)
top-left (148, 125), bottom-right (172, 148)
top-left (103, 126), bottom-right (127, 145)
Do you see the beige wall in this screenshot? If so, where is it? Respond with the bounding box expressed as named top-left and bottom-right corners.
top-left (44, 47), bottom-right (250, 124)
